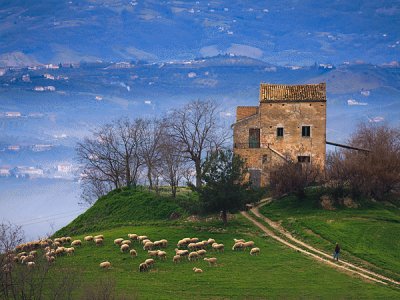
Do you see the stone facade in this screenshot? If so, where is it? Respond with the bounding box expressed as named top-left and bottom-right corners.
top-left (233, 83), bottom-right (326, 187)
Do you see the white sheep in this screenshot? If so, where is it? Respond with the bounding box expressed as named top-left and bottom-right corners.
top-left (99, 261), bottom-right (111, 269)
top-left (175, 249), bottom-right (189, 257)
top-left (120, 244), bottom-right (130, 253)
top-left (141, 239), bottom-right (151, 245)
top-left (182, 238), bottom-right (191, 244)
top-left (27, 262), bottom-right (35, 268)
top-left (139, 262), bottom-right (148, 272)
top-left (212, 243), bottom-right (224, 252)
top-left (232, 242), bottom-right (244, 251)
top-left (114, 238), bottom-right (124, 245)
top-left (204, 257), bottom-right (217, 266)
top-left (84, 236), bottom-right (93, 242)
top-left (250, 247), bottom-right (260, 256)
top-left (137, 235), bottom-right (148, 242)
top-left (159, 239), bottom-right (168, 248)
top-left (196, 249), bottom-right (207, 257)
top-left (173, 255), bottom-right (181, 264)
top-left (193, 267), bottom-right (203, 273)
top-left (190, 237), bottom-right (199, 243)
top-left (234, 238), bottom-right (245, 243)
top-left (148, 250), bottom-right (159, 258)
top-left (207, 238), bottom-right (215, 245)
top-left (188, 252), bottom-right (199, 261)
top-left (65, 247), bottom-right (75, 256)
top-left (121, 240), bottom-right (132, 246)
top-left (22, 255), bottom-right (34, 264)
top-left (243, 241), bottom-right (255, 250)
top-left (188, 243), bottom-right (197, 250)
top-left (177, 239), bottom-right (187, 248)
top-left (130, 249), bottom-right (137, 258)
top-left (94, 238), bottom-right (103, 246)
top-left (128, 234), bottom-right (138, 240)
top-left (46, 256), bottom-right (56, 263)
top-left (143, 242), bottom-right (154, 251)
top-left (145, 258), bottom-right (155, 268)
top-left (55, 247), bottom-right (65, 256)
top-left (71, 240), bottom-right (81, 247)
top-left (157, 251), bottom-right (167, 260)
top-left (94, 235), bottom-right (104, 240)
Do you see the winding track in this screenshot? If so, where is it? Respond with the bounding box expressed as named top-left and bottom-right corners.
top-left (241, 199), bottom-right (400, 287)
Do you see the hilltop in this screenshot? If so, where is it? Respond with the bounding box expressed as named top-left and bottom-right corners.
top-left (55, 188), bottom-right (192, 236)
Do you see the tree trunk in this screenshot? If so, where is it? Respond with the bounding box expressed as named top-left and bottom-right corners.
top-left (195, 160), bottom-right (202, 188)
top-left (171, 184), bottom-right (177, 198)
top-left (125, 157), bottom-right (131, 188)
top-left (221, 210), bottom-right (228, 225)
top-left (147, 168), bottom-right (153, 190)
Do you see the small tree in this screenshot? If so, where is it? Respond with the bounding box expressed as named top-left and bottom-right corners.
top-left (193, 149), bottom-right (250, 224)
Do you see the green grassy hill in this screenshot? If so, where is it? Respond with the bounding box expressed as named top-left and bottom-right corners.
top-left (22, 188), bottom-right (400, 299)
top-left (55, 188), bottom-right (189, 236)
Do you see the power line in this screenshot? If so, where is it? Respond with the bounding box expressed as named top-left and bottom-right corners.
top-left (18, 212), bottom-right (83, 227)
top-left (4, 209), bottom-right (85, 227)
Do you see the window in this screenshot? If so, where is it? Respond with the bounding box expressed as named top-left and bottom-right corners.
top-left (302, 126), bottom-right (311, 137)
top-left (298, 156), bottom-right (311, 163)
top-left (249, 128), bottom-right (260, 148)
top-left (277, 127), bottom-right (284, 137)
top-left (262, 154), bottom-right (268, 164)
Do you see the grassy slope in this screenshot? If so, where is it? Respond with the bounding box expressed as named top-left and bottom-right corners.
top-left (50, 217), bottom-right (400, 299)
top-left (45, 188), bottom-right (400, 299)
top-left (55, 188), bottom-right (188, 236)
top-left (259, 190), bottom-right (400, 279)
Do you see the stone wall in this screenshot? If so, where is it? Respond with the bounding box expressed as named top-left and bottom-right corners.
top-left (233, 83), bottom-right (326, 187)
top-left (236, 106), bottom-right (259, 121)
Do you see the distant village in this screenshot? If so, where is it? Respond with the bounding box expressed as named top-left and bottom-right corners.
top-left (0, 142), bottom-right (76, 180)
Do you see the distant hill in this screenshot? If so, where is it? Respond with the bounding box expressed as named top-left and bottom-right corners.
top-left (0, 1), bottom-right (399, 66)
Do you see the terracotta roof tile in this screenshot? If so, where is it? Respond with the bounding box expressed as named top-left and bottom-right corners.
top-left (260, 83), bottom-right (326, 102)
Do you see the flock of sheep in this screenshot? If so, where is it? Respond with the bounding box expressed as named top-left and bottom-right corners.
top-left (7, 233), bottom-right (260, 275)
top-left (92, 233), bottom-right (260, 273)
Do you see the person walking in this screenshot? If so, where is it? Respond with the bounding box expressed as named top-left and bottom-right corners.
top-left (333, 243), bottom-right (340, 261)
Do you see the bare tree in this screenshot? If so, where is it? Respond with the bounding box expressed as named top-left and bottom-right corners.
top-left (166, 100), bottom-right (229, 188)
top-left (0, 222), bottom-right (24, 254)
top-left (141, 119), bottom-right (164, 190)
top-left (76, 118), bottom-right (146, 204)
top-left (327, 123), bottom-right (400, 200)
top-left (113, 118), bottom-right (145, 188)
top-left (79, 173), bottom-right (113, 206)
top-left (159, 134), bottom-right (187, 197)
top-left (76, 124), bottom-right (125, 190)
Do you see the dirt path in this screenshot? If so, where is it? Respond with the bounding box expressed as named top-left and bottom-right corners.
top-left (241, 200), bottom-right (400, 287)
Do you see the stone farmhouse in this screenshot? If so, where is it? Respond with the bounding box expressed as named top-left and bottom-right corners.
top-left (232, 83), bottom-right (327, 187)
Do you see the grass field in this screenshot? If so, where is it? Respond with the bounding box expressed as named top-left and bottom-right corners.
top-left (47, 215), bottom-right (400, 299)
top-left (258, 190), bottom-right (400, 281)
